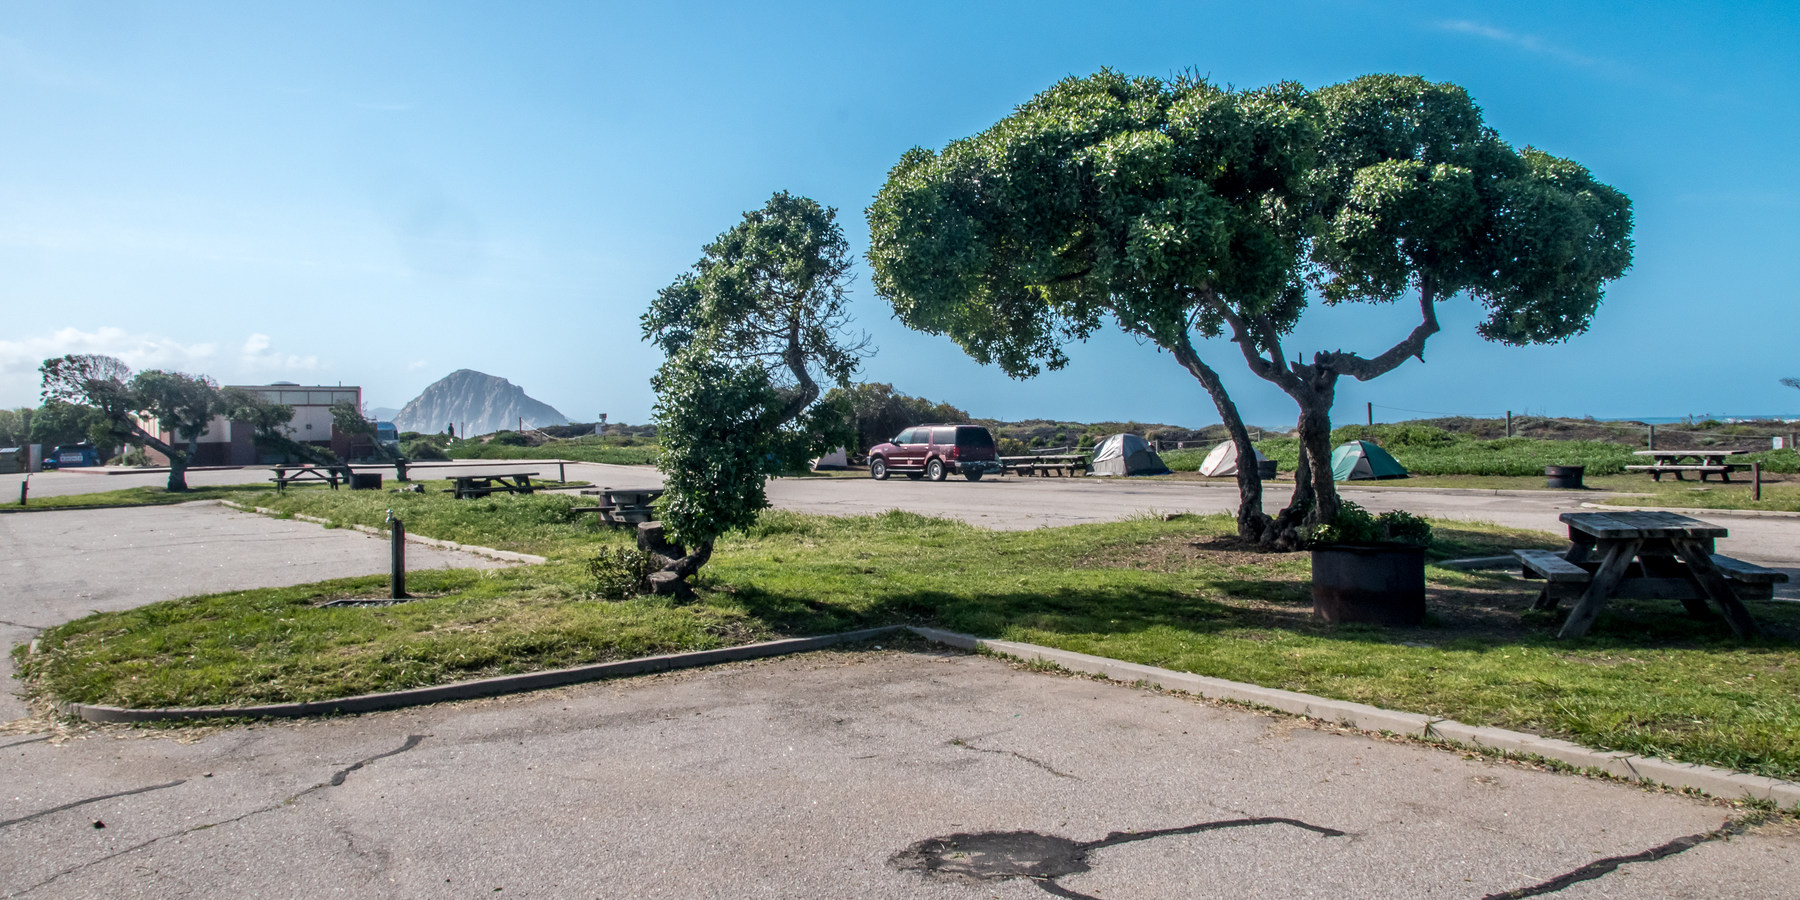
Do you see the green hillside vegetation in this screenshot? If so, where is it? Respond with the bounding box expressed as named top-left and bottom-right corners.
top-left (1160, 422), bottom-right (1797, 478)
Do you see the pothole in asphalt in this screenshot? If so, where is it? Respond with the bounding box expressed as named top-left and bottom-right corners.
top-left (893, 817), bottom-right (1348, 897)
top-left (891, 830), bottom-right (1089, 884)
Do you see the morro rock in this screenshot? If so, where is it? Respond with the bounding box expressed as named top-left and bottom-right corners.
top-left (393, 369), bottom-right (569, 436)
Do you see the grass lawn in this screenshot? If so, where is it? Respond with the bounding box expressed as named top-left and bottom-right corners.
top-left (448, 435), bottom-right (659, 466)
top-left (18, 488), bottom-right (1800, 783)
top-left (0, 483), bottom-right (285, 513)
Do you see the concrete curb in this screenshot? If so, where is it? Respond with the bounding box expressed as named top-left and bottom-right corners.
top-left (1581, 501), bottom-right (1800, 520)
top-left (215, 500), bottom-right (548, 565)
top-left (953, 634), bottom-right (1800, 809)
top-left (62, 626), bottom-right (907, 723)
top-left (54, 621), bottom-right (1800, 808)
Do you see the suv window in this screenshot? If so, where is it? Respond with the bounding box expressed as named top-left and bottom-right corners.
top-left (895, 428), bottom-right (923, 445)
top-left (954, 427), bottom-right (995, 448)
top-left (930, 427), bottom-right (955, 444)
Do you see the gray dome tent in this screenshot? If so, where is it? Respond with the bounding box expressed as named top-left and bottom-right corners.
top-left (1089, 434), bottom-right (1170, 477)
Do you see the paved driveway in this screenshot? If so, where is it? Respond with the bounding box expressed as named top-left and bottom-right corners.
top-left (5, 648), bottom-right (1796, 899)
top-left (0, 503), bottom-right (510, 722)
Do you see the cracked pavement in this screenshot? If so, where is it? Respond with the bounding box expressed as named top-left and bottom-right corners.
top-left (5, 650), bottom-right (1798, 898)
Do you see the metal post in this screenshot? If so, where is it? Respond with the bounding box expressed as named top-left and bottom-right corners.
top-left (1505, 410), bottom-right (1513, 438)
top-left (18, 477), bottom-right (26, 507)
top-left (1367, 402), bottom-right (1373, 426)
top-left (388, 511), bottom-right (407, 599)
top-left (395, 457), bottom-right (409, 482)
top-left (1753, 462), bottom-right (1762, 502)
top-left (558, 461), bottom-right (566, 483)
top-left (1648, 424), bottom-right (1656, 450)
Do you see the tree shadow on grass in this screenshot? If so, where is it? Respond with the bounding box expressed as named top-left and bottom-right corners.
top-left (724, 567), bottom-right (1800, 656)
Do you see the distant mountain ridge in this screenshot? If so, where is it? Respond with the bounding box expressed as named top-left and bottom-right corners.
top-left (392, 369), bottom-right (569, 437)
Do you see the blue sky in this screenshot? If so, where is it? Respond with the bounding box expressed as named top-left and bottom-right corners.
top-left (2, 1), bottom-right (1796, 428)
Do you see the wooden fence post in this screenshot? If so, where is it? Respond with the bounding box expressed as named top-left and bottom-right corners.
top-left (1753, 462), bottom-right (1762, 502)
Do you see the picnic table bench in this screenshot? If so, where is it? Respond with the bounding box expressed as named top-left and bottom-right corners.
top-left (271, 464), bottom-right (354, 491)
top-left (1513, 510), bottom-right (1786, 639)
top-left (446, 472), bottom-right (539, 499)
top-left (1624, 449), bottom-right (1751, 482)
top-left (999, 454), bottom-right (1090, 477)
top-left (573, 487), bottom-right (665, 527)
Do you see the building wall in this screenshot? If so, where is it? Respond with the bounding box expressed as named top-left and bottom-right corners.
top-left (144, 385), bottom-right (362, 467)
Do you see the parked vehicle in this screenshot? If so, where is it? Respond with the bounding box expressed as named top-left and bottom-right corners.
top-left (867, 425), bottom-right (1001, 482)
top-left (42, 442), bottom-right (100, 469)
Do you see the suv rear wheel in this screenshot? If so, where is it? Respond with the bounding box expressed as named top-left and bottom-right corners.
top-left (870, 457), bottom-right (889, 480)
top-left (926, 459), bottom-right (946, 482)
top-left (964, 471), bottom-right (984, 482)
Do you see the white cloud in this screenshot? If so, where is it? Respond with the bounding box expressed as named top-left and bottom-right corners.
top-left (239, 332), bottom-right (321, 373)
top-left (0, 327), bottom-right (333, 406)
top-left (408, 359), bottom-right (429, 371)
top-left (0, 326), bottom-right (216, 378)
top-left (0, 326), bottom-right (217, 405)
top-left (1436, 19), bottom-right (1602, 68)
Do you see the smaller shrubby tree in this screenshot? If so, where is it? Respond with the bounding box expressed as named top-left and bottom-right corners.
top-left (823, 382), bottom-right (971, 454)
top-left (39, 354), bottom-right (227, 491)
top-left (643, 192), bottom-right (867, 593)
top-left (0, 407), bottom-right (34, 447)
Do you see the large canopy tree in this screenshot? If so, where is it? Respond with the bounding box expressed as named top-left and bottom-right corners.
top-left (39, 354), bottom-right (228, 491)
top-left (642, 192), bottom-right (865, 591)
top-left (869, 70), bottom-right (1633, 545)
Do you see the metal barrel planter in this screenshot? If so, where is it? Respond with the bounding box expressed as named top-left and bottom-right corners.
top-left (1311, 542), bottom-right (1426, 626)
top-left (1544, 465), bottom-right (1585, 489)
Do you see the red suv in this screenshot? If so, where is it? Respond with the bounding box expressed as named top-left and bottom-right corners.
top-left (868, 425), bottom-right (1002, 482)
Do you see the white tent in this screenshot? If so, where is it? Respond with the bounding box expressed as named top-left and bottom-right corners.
top-left (1090, 434), bottom-right (1170, 476)
top-left (810, 446), bottom-right (849, 470)
top-left (1198, 440), bottom-right (1271, 477)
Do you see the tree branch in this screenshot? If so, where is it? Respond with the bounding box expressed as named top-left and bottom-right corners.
top-left (1317, 279), bottom-right (1441, 382)
top-left (1213, 298), bottom-right (1301, 392)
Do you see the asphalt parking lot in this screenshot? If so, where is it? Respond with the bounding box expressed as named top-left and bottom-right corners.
top-left (6, 648), bottom-right (1797, 899)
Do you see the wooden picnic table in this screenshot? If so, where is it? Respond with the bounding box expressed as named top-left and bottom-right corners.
top-left (573, 486), bottom-right (665, 527)
top-left (447, 472), bottom-right (539, 499)
top-left (270, 464), bottom-right (353, 491)
top-left (1624, 448), bottom-right (1751, 482)
top-left (999, 454), bottom-right (1089, 477)
top-left (1513, 510), bottom-right (1786, 639)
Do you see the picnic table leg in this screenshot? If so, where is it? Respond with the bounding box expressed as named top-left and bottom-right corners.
top-left (1639, 540), bottom-right (1714, 619)
top-left (1558, 538), bottom-right (1641, 639)
top-left (1671, 538), bottom-right (1759, 638)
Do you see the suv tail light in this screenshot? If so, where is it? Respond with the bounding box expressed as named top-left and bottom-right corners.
top-left (948, 445), bottom-right (961, 460)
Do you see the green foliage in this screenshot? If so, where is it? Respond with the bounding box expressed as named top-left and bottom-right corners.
top-left (868, 69), bottom-right (1634, 533)
top-left (404, 439), bottom-right (450, 461)
top-left (1310, 501), bottom-right (1432, 546)
top-left (587, 546), bottom-right (661, 599)
top-left (490, 430), bottom-right (532, 447)
top-left (26, 401), bottom-right (108, 452)
top-left (652, 352), bottom-right (790, 548)
top-left (646, 193), bottom-right (866, 554)
top-left (329, 400), bottom-right (373, 436)
top-left (822, 382), bottom-right (971, 452)
top-left (0, 407), bottom-right (32, 447)
top-left (447, 436), bottom-right (659, 466)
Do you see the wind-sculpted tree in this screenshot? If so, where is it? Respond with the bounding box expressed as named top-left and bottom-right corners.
top-left (869, 70), bottom-right (1632, 546)
top-left (641, 192), bottom-right (865, 593)
top-left (39, 354), bottom-right (227, 491)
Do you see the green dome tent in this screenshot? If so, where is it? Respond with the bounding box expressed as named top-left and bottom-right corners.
top-left (1330, 440), bottom-right (1408, 481)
